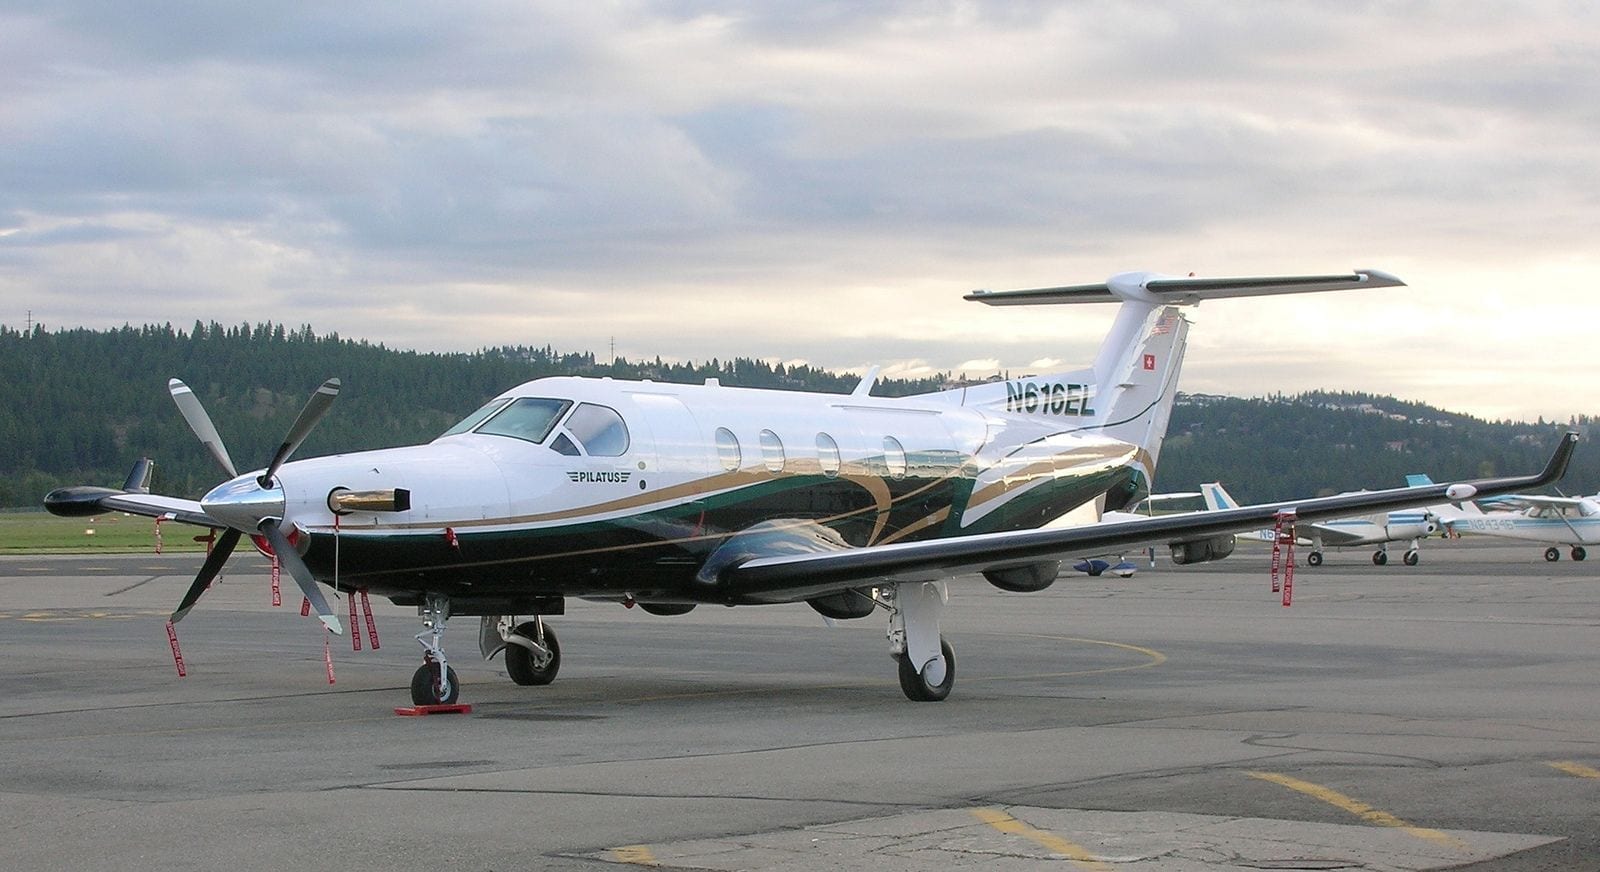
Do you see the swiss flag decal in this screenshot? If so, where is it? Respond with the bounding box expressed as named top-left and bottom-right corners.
top-left (1143, 354), bottom-right (1156, 371)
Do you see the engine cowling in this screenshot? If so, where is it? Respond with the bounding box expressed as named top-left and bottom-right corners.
top-left (1169, 534), bottom-right (1236, 565)
top-left (1384, 520), bottom-right (1437, 540)
top-left (983, 561), bottom-right (1061, 592)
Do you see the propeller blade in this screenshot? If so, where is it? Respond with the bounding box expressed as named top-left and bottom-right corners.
top-left (258, 378), bottom-right (340, 487)
top-left (170, 528), bottom-right (242, 623)
top-left (259, 519), bottom-right (343, 635)
top-left (168, 379), bottom-right (238, 478)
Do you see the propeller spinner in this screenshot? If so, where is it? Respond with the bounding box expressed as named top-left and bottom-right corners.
top-left (167, 378), bottom-right (344, 634)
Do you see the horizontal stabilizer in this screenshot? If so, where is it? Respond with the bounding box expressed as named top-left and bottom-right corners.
top-left (966, 269), bottom-right (1403, 307)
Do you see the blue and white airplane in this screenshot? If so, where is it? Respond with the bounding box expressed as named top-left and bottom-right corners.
top-left (1435, 492), bottom-right (1600, 562)
top-left (1201, 481), bottom-right (1439, 566)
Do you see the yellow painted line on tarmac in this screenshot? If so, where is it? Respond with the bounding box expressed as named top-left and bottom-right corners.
top-left (964, 634), bottom-right (1167, 683)
top-left (972, 807), bottom-right (1112, 870)
top-left (1247, 771), bottom-right (1465, 850)
top-left (1549, 761), bottom-right (1600, 779)
top-left (609, 844), bottom-right (658, 865)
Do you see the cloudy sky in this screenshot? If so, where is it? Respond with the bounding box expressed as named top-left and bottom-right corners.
top-left (2, 2), bottom-right (1596, 421)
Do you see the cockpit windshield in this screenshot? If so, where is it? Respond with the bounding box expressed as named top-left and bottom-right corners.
top-left (439, 397), bottom-right (513, 438)
top-left (477, 398), bottom-right (573, 444)
top-left (441, 397), bottom-right (572, 445)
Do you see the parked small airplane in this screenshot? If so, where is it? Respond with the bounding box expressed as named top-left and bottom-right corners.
top-left (1200, 481), bottom-right (1440, 566)
top-left (1434, 492), bottom-right (1600, 561)
top-left (45, 269), bottom-right (1576, 705)
top-left (1059, 491), bottom-right (1205, 576)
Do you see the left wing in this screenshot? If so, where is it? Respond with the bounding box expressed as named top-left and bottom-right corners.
top-left (718, 432), bottom-right (1579, 603)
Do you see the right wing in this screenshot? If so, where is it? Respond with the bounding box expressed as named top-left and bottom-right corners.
top-left (717, 433), bottom-right (1579, 603)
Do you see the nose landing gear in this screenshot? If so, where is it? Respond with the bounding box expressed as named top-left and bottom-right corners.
top-left (411, 594), bottom-right (459, 706)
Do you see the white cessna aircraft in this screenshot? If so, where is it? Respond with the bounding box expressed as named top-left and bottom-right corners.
top-left (45, 270), bottom-right (1577, 705)
top-left (1200, 481), bottom-right (1439, 566)
top-left (1434, 492), bottom-right (1600, 561)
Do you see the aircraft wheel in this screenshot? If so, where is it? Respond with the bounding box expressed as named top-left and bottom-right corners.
top-left (505, 623), bottom-right (561, 686)
top-left (410, 662), bottom-right (460, 706)
top-left (896, 638), bottom-right (955, 702)
top-left (1545, 547), bottom-right (1561, 562)
top-left (1403, 550), bottom-right (1420, 566)
top-left (1306, 551), bottom-right (1324, 567)
top-left (1373, 551), bottom-right (1388, 566)
top-left (1572, 546), bottom-right (1587, 561)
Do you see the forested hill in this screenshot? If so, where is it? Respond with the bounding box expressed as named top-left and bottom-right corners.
top-left (1, 323), bottom-right (1592, 507)
top-left (1160, 392), bottom-right (1597, 502)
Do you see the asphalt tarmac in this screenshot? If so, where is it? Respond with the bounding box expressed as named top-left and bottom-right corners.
top-left (1, 538), bottom-right (1596, 871)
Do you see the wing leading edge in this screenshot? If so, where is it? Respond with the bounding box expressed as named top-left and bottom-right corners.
top-left (718, 432), bottom-right (1580, 603)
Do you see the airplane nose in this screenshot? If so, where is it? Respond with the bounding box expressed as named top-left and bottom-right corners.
top-left (202, 474), bottom-right (287, 531)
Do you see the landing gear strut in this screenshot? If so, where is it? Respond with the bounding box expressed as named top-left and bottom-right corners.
top-left (411, 593), bottom-right (459, 705)
top-left (884, 581), bottom-right (955, 702)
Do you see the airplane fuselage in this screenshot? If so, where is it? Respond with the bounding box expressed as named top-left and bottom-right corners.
top-left (239, 376), bottom-right (1142, 612)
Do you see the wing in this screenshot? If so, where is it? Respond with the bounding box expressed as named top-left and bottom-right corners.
top-left (1299, 521), bottom-right (1372, 546)
top-left (45, 460), bottom-right (220, 528)
top-left (716, 432), bottom-right (1579, 603)
top-left (1481, 493), bottom-right (1582, 510)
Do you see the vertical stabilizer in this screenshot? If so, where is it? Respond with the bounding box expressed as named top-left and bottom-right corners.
top-left (940, 269), bottom-right (1402, 487)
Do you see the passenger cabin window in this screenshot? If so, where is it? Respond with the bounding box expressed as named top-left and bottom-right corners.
top-left (883, 436), bottom-right (907, 479)
top-left (759, 429), bottom-right (785, 473)
top-left (816, 433), bottom-right (841, 477)
top-left (439, 397), bottom-right (514, 438)
top-left (715, 427), bottom-right (742, 472)
top-left (473, 398), bottom-right (571, 444)
top-left (564, 403), bottom-right (630, 457)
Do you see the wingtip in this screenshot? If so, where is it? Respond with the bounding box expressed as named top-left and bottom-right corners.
top-left (320, 615), bottom-right (344, 635)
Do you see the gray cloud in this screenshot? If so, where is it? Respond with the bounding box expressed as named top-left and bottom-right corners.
top-left (1, 2), bottom-right (1596, 419)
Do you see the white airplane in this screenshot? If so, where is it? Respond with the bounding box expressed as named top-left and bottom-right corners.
top-left (1200, 481), bottom-right (1439, 566)
top-left (1435, 492), bottom-right (1599, 562)
top-left (44, 269), bottom-right (1577, 705)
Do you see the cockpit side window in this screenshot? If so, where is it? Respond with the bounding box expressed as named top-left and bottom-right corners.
top-left (564, 403), bottom-right (630, 457)
top-left (439, 397), bottom-right (513, 438)
top-left (474, 398), bottom-right (572, 445)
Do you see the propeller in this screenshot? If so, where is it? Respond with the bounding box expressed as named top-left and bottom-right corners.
top-left (168, 379), bottom-right (237, 477)
top-left (167, 378), bottom-right (344, 634)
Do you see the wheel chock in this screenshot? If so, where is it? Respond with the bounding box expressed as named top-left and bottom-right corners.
top-left (393, 703), bottom-right (474, 716)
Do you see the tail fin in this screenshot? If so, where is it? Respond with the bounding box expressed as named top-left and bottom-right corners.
top-left (1200, 482), bottom-right (1238, 511)
top-left (946, 269), bottom-right (1402, 483)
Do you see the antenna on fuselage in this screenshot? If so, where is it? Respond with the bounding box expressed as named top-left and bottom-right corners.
top-left (852, 366), bottom-right (881, 398)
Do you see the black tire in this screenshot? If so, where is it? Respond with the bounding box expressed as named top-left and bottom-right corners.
top-left (1403, 550), bottom-right (1419, 566)
top-left (1373, 551), bottom-right (1388, 566)
top-left (504, 622), bottom-right (561, 686)
top-left (896, 638), bottom-right (955, 702)
top-left (1307, 551), bottom-right (1324, 567)
top-left (1573, 546), bottom-right (1587, 561)
top-left (1545, 547), bottom-right (1561, 562)
top-left (410, 662), bottom-right (460, 705)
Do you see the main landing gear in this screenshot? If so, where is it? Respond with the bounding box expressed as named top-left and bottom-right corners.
top-left (883, 581), bottom-right (955, 702)
top-left (1545, 546), bottom-right (1588, 562)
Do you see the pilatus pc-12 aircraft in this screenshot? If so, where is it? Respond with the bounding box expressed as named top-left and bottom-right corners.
top-left (45, 270), bottom-right (1577, 705)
